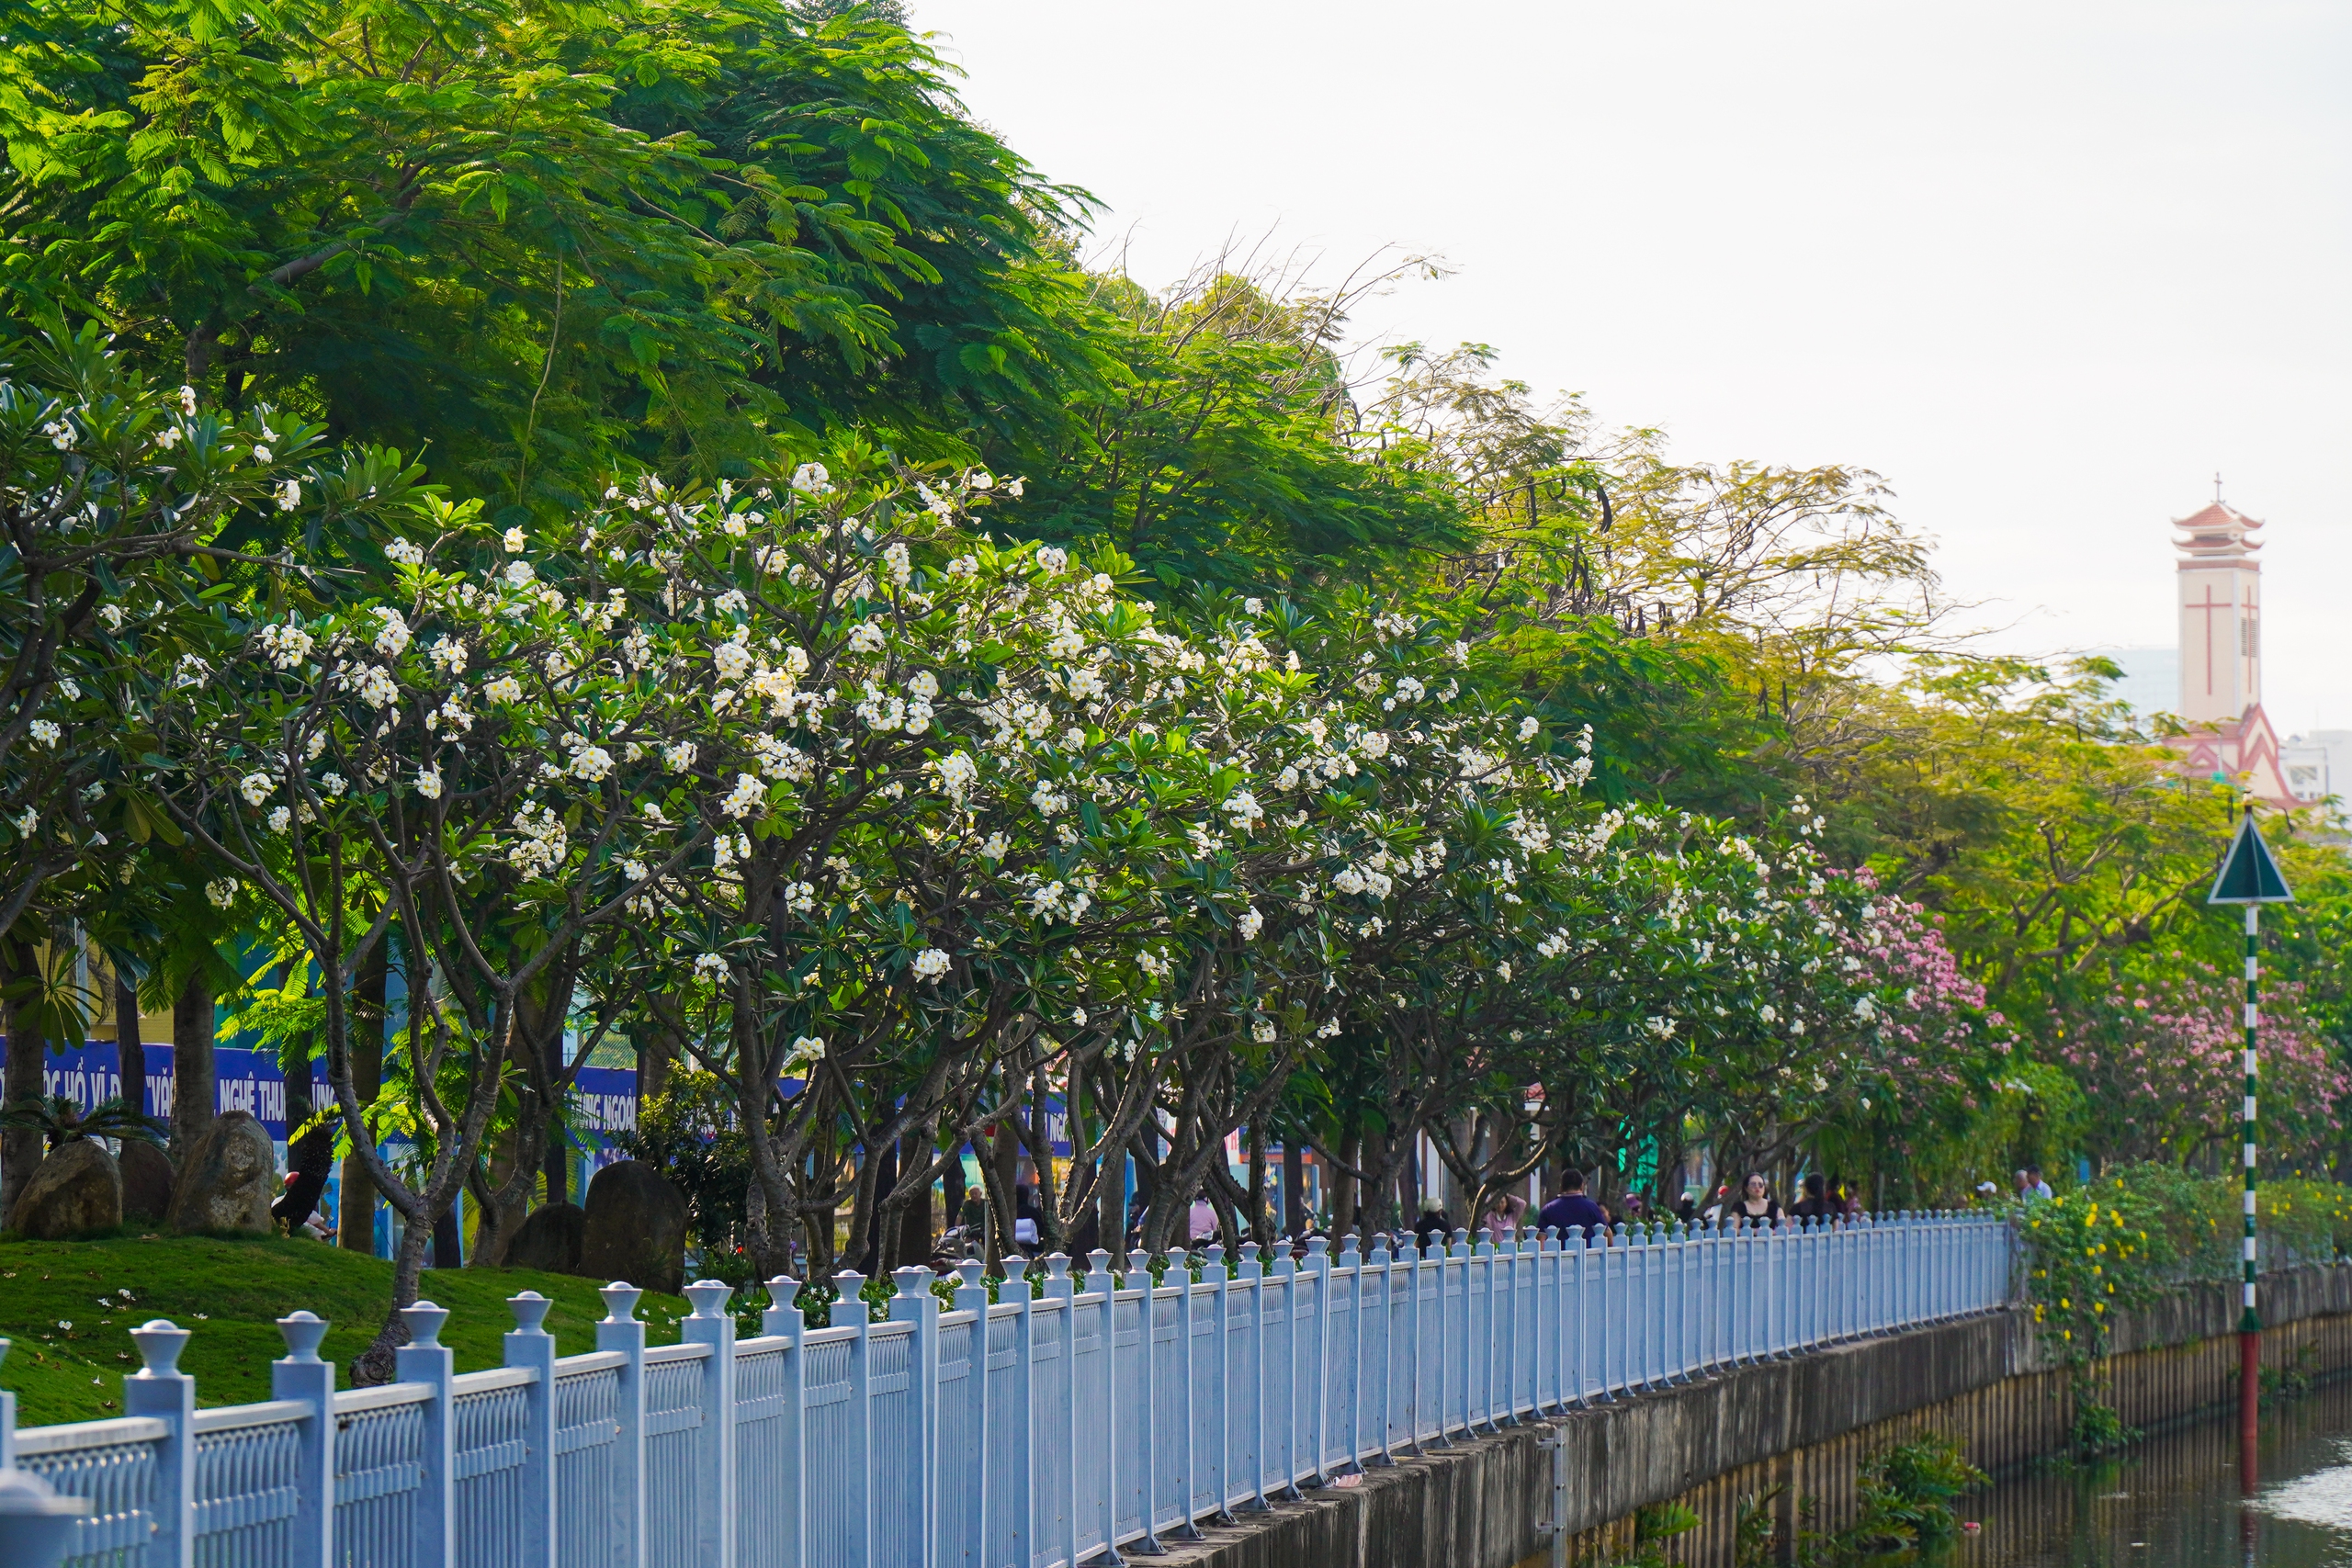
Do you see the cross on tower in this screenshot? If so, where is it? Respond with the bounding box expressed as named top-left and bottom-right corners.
top-left (2215, 471), bottom-right (2224, 503)
top-left (2189, 585), bottom-right (2231, 698)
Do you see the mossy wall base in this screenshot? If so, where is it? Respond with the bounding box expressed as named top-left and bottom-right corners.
top-left (1149, 1266), bottom-right (2352, 1568)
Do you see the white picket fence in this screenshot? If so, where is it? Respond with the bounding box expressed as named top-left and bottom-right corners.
top-left (1, 1212), bottom-right (2013, 1568)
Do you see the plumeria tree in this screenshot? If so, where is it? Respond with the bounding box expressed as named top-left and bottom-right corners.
top-left (1, 321), bottom-right (417, 942)
top-left (0, 322), bottom-right (420, 1204)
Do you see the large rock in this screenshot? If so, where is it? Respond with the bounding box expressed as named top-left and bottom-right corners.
top-left (508, 1201), bottom-right (587, 1273)
top-left (119, 1139), bottom-right (175, 1224)
top-left (9, 1140), bottom-right (123, 1238)
top-left (577, 1161), bottom-right (688, 1294)
top-left (166, 1111), bottom-right (275, 1235)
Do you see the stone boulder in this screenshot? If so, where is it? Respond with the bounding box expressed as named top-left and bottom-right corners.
top-left (508, 1201), bottom-right (587, 1274)
top-left (9, 1140), bottom-right (124, 1238)
top-left (577, 1161), bottom-right (688, 1294)
top-left (166, 1111), bottom-right (275, 1235)
top-left (119, 1139), bottom-right (175, 1224)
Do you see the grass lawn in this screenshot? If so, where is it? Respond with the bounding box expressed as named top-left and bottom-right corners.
top-left (1, 1233), bottom-right (690, 1428)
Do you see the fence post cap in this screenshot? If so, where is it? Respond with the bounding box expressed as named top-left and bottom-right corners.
top-left (684, 1280), bottom-right (733, 1319)
top-left (506, 1291), bottom-right (554, 1334)
top-left (1001, 1256), bottom-right (1030, 1282)
top-left (1337, 1234), bottom-right (1359, 1264)
top-left (130, 1319), bottom-right (190, 1376)
top-left (1042, 1253), bottom-right (1071, 1280)
top-left (1238, 1241), bottom-right (1260, 1264)
top-left (890, 1266), bottom-right (932, 1299)
top-left (1306, 1235), bottom-right (1330, 1258)
top-left (400, 1300), bottom-right (448, 1348)
top-left (956, 1260), bottom-right (985, 1289)
top-left (600, 1282), bottom-right (644, 1324)
top-left (1204, 1244), bottom-right (1225, 1268)
top-left (276, 1310), bottom-right (330, 1362)
top-left (1127, 1247), bottom-right (1152, 1277)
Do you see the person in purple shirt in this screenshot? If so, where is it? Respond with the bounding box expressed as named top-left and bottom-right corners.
top-left (1535, 1168), bottom-right (1609, 1239)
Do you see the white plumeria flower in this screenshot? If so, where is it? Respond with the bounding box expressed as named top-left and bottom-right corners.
top-left (205, 878), bottom-right (237, 909)
top-left (28, 719), bottom-right (60, 747)
top-left (10, 807), bottom-right (35, 836)
top-left (1237, 907), bottom-right (1263, 940)
top-left (721, 773), bottom-right (765, 818)
top-left (910, 948), bottom-right (951, 980)
top-left (276, 478), bottom-right (301, 512)
top-left (503, 526), bottom-right (527, 553)
top-left (384, 538), bottom-right (424, 567)
top-left (414, 766), bottom-right (444, 801)
top-left (238, 773), bottom-right (275, 807)
top-left (266, 806), bottom-right (292, 833)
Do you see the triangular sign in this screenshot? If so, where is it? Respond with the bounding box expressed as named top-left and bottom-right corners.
top-left (2208, 815), bottom-right (2294, 906)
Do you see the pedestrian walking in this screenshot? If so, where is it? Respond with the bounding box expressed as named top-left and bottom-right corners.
top-left (1535, 1168), bottom-right (1609, 1239)
top-left (1724, 1173), bottom-right (1784, 1227)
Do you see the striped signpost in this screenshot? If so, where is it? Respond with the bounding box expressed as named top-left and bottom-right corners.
top-left (2206, 804), bottom-right (2292, 1494)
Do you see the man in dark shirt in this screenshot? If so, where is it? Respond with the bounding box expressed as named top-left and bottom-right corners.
top-left (1535, 1168), bottom-right (1609, 1239)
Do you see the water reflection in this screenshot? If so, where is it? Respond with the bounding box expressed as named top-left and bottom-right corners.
top-left (1948, 1379), bottom-right (2352, 1567)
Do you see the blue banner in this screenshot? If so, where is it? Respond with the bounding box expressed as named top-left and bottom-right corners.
top-left (0, 1035), bottom-right (638, 1152)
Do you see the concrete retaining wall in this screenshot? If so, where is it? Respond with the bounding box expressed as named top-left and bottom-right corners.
top-left (1153, 1265), bottom-right (2352, 1568)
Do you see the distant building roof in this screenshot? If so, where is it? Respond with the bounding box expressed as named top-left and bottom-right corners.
top-left (2172, 502), bottom-right (2264, 564)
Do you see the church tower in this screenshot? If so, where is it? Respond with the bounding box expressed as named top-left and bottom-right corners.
top-left (2175, 499), bottom-right (2262, 723)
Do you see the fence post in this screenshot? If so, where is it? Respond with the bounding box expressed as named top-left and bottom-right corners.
top-left (1173, 1249), bottom-right (1204, 1540)
top-left (1270, 1243), bottom-right (1303, 1499)
top-left (1082, 1250), bottom-right (1124, 1562)
top-left (1405, 1238), bottom-right (1430, 1452)
top-left (271, 1312), bottom-right (334, 1568)
top-left (123, 1321), bottom-right (195, 1568)
top-left (1305, 1235), bottom-right (1331, 1484)
top-left (503, 1292), bottom-right (559, 1568)
top-left (1127, 1247), bottom-right (1167, 1553)
top-left (1204, 1246), bottom-right (1235, 1523)
top-left (395, 1301), bottom-right (455, 1568)
top-left (1472, 1229), bottom-right (1498, 1433)
top-left (1003, 1258), bottom-right (1039, 1562)
top-left (1337, 1235), bottom-right (1362, 1469)
top-left (1367, 1236), bottom-right (1396, 1463)
top-left (832, 1270), bottom-right (875, 1568)
top-left (1, 1337), bottom-right (15, 1472)
top-left (599, 1284), bottom-right (649, 1568)
top-left (1039, 1255), bottom-right (1078, 1568)
top-left (889, 1267), bottom-right (941, 1568)
top-left (680, 1281), bottom-right (737, 1568)
top-left (1235, 1242), bottom-right (1267, 1509)
top-left (954, 1262), bottom-right (989, 1568)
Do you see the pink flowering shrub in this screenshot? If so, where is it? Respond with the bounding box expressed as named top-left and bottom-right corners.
top-left (1825, 872), bottom-right (2004, 1117)
top-left (2053, 967), bottom-right (2344, 1171)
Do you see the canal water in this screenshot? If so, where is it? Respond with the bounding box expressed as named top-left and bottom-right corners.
top-left (1946, 1378), bottom-right (2352, 1566)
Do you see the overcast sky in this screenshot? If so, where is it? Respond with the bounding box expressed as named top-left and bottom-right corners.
top-left (911, 1), bottom-right (2352, 733)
